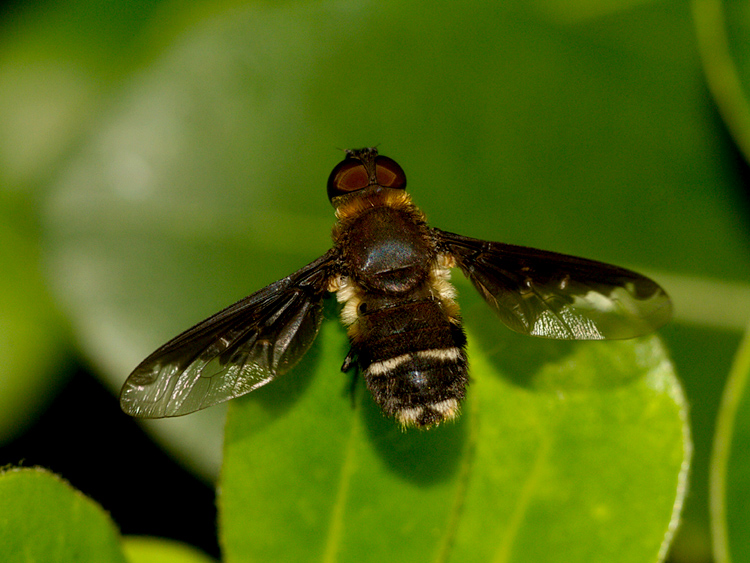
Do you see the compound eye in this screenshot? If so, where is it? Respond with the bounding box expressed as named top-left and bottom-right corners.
top-left (375, 156), bottom-right (407, 189)
top-left (327, 159), bottom-right (369, 200)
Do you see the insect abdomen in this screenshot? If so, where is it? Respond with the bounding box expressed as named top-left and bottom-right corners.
top-left (357, 299), bottom-right (468, 428)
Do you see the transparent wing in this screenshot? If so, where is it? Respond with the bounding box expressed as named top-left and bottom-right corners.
top-left (120, 249), bottom-right (338, 418)
top-left (435, 229), bottom-right (671, 340)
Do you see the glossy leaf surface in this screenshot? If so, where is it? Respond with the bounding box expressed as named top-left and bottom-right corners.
top-left (220, 299), bottom-right (689, 562)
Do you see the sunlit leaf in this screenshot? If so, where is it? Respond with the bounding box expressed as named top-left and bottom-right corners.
top-left (0, 467), bottom-right (126, 563)
top-left (220, 301), bottom-right (688, 562)
top-left (122, 536), bottom-right (216, 563)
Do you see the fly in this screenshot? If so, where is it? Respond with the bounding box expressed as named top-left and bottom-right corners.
top-left (120, 148), bottom-right (672, 428)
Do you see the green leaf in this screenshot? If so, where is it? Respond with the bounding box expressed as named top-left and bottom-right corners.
top-left (710, 324), bottom-right (750, 563)
top-left (122, 536), bottom-right (216, 563)
top-left (656, 323), bottom-right (740, 562)
top-left (0, 467), bottom-right (126, 563)
top-left (220, 296), bottom-right (689, 562)
top-left (693, 0), bottom-right (750, 163)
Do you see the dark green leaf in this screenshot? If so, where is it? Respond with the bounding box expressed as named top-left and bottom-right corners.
top-left (693, 0), bottom-right (750, 162)
top-left (710, 324), bottom-right (750, 563)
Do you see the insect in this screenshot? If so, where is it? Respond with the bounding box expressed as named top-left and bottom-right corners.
top-left (120, 147), bottom-right (672, 428)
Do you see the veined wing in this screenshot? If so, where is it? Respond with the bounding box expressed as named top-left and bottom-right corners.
top-left (120, 249), bottom-right (338, 418)
top-left (435, 229), bottom-right (671, 340)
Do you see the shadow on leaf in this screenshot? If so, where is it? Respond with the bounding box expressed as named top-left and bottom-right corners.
top-left (361, 388), bottom-right (469, 486)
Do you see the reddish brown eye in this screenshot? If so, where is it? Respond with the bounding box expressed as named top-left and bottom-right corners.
top-left (375, 156), bottom-right (407, 189)
top-left (327, 159), bottom-right (369, 200)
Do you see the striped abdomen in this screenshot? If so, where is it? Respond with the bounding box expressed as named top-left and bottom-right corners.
top-left (354, 298), bottom-right (468, 427)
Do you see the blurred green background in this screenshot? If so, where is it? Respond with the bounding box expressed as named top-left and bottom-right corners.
top-left (1, 0), bottom-right (750, 561)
